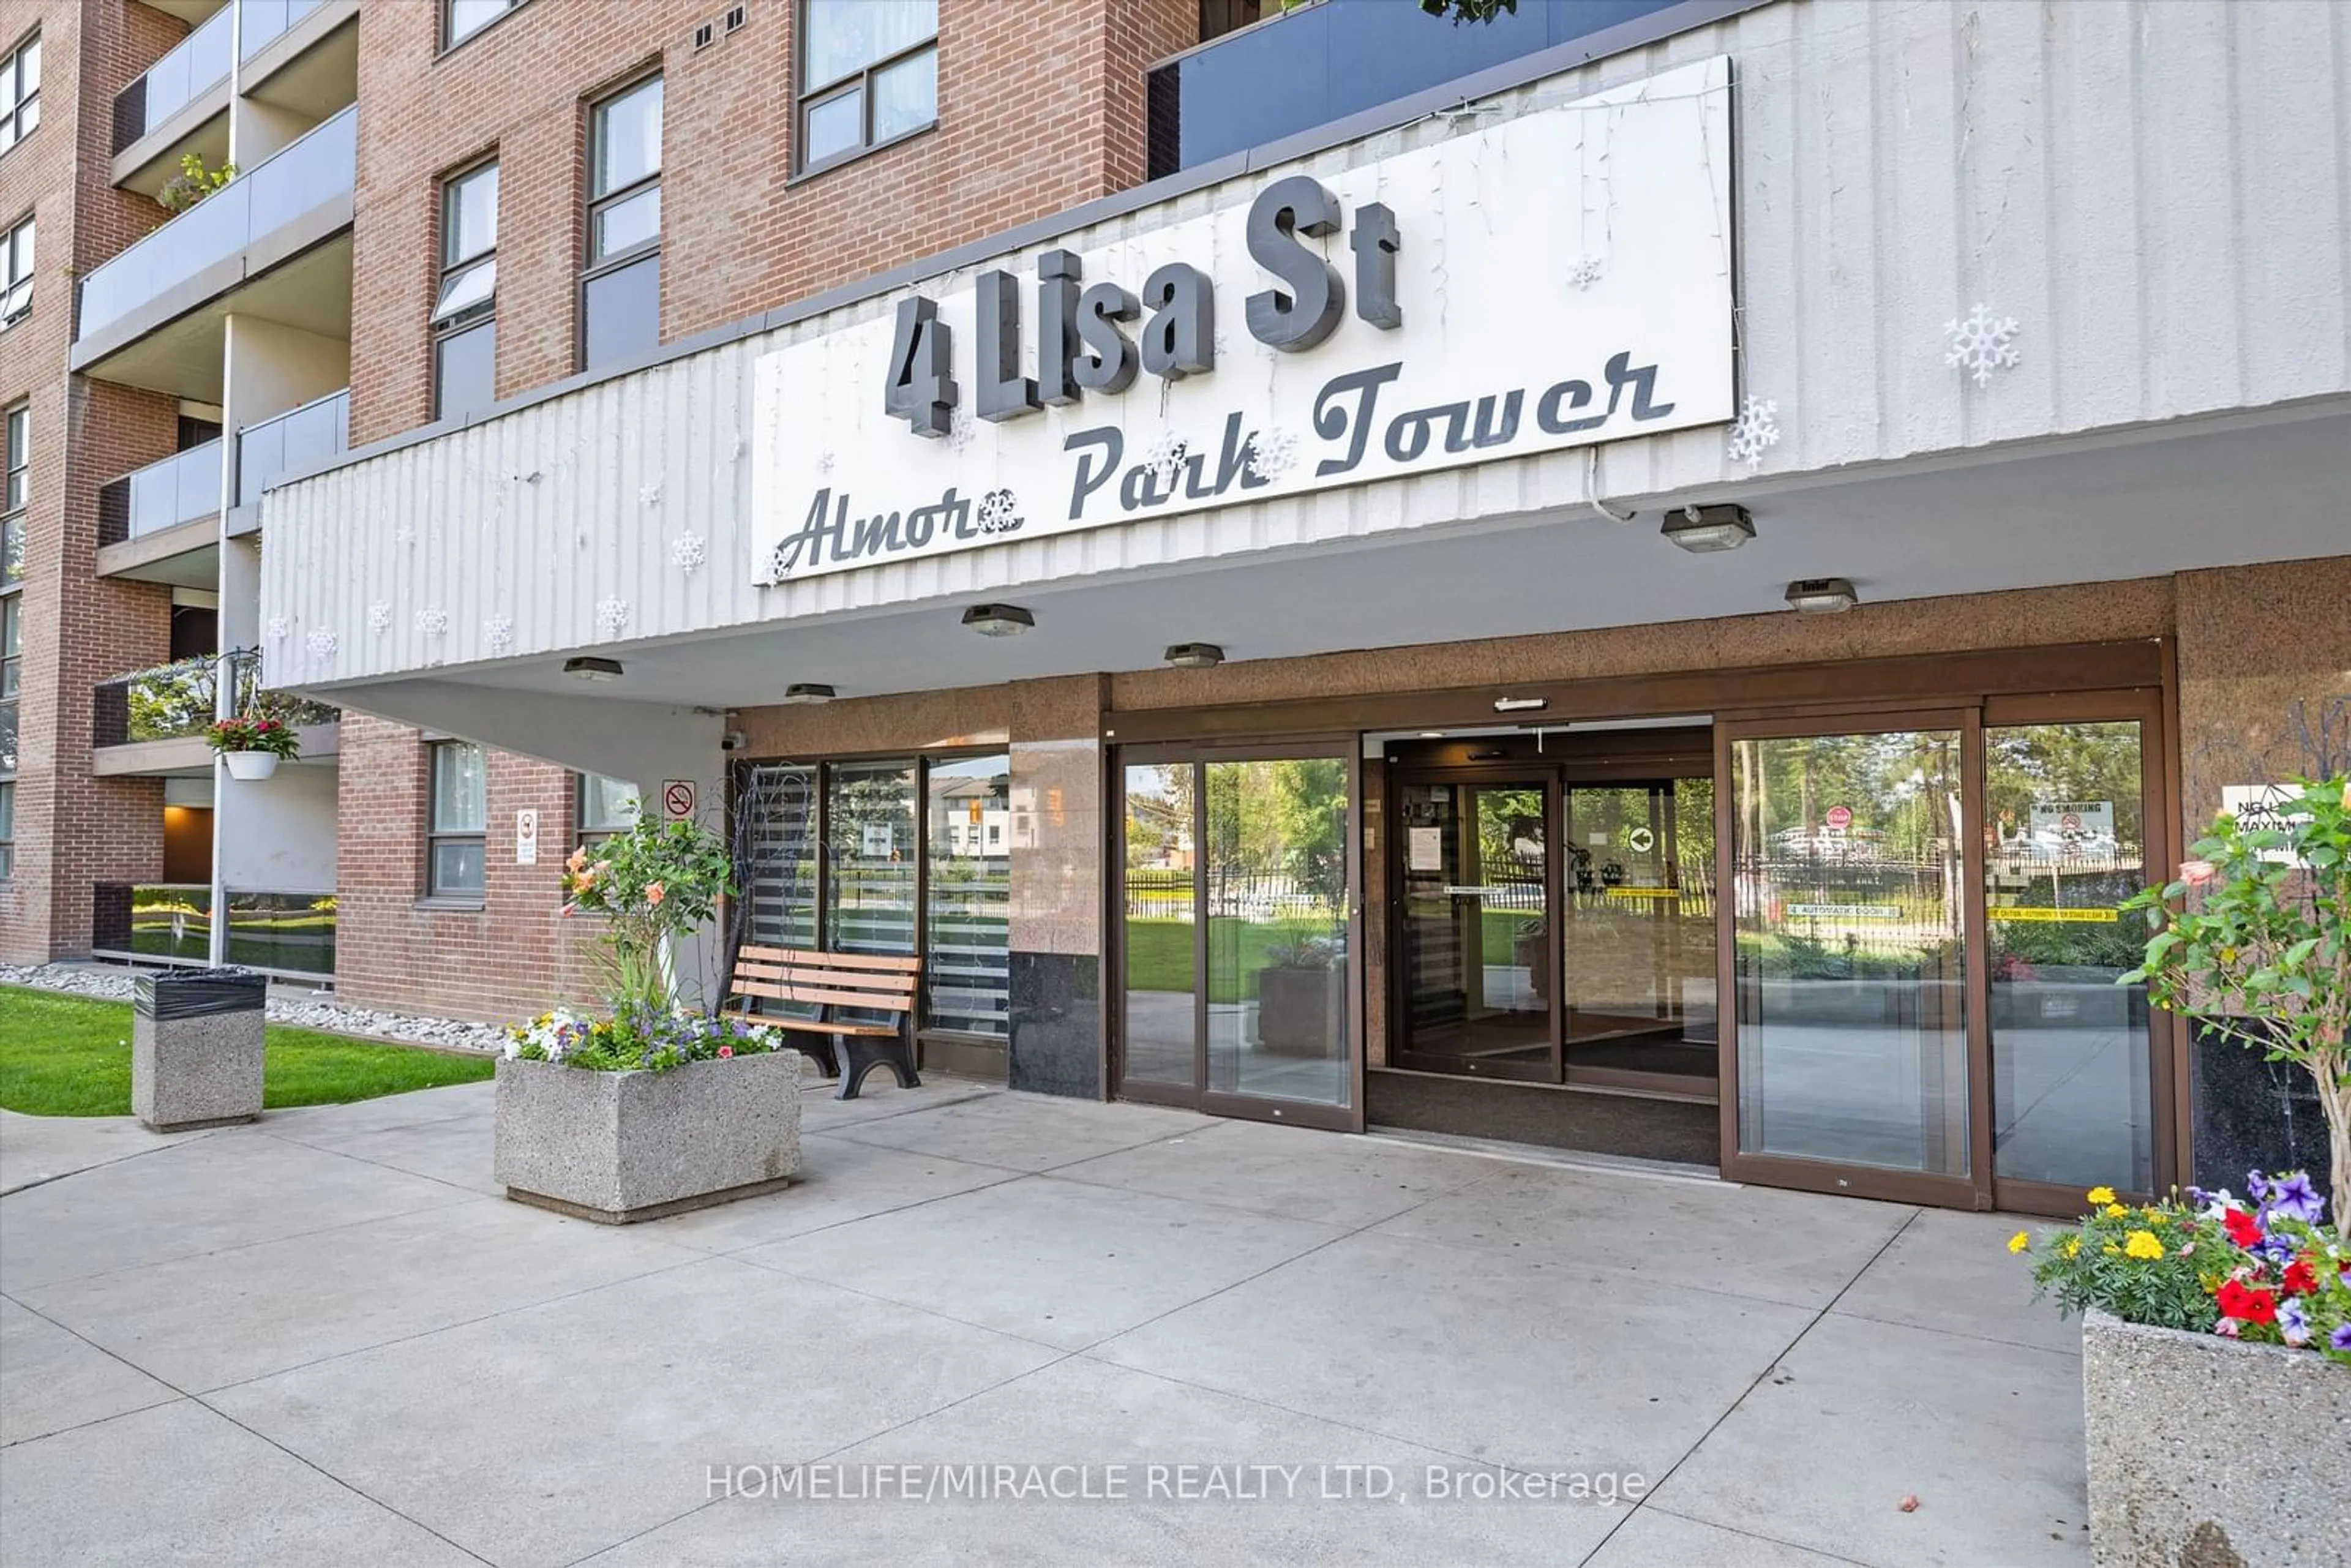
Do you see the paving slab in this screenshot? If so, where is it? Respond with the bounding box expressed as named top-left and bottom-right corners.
top-left (643, 1132), bottom-right (1016, 1254)
top-left (1828, 1206), bottom-right (2085, 1355)
top-left (253, 1080), bottom-right (493, 1145)
top-left (1048, 1116), bottom-right (1498, 1229)
top-left (1643, 1309), bottom-right (2090, 1567)
top-left (206, 1254), bottom-right (1062, 1568)
top-left (0, 1296), bottom-right (179, 1447)
top-left (0, 1399), bottom-right (481, 1566)
top-left (793, 1078), bottom-right (1003, 1133)
top-left (822, 1090), bottom-right (1217, 1172)
top-left (740, 1173), bottom-right (1347, 1349)
top-left (1371, 1162), bottom-right (1918, 1311)
top-left (0, 1131), bottom-right (479, 1293)
top-left (1585, 1505), bottom-right (1873, 1566)
top-left (1097, 1228), bottom-right (1818, 1477)
top-left (585, 1354), bottom-right (1629, 1567)
top-left (13, 1196), bottom-right (702, 1393)
top-left (0, 1108), bottom-right (213, 1196)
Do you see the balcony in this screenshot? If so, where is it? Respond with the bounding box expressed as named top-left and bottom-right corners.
top-left (1144, 0), bottom-right (1688, 182)
top-left (73, 104), bottom-right (357, 378)
top-left (236, 388), bottom-right (347, 508)
top-left (241, 0), bottom-right (328, 60)
top-left (111, 2), bottom-right (232, 178)
top-left (93, 884), bottom-right (337, 979)
top-left (96, 440), bottom-right (224, 583)
top-left (92, 656), bottom-right (339, 775)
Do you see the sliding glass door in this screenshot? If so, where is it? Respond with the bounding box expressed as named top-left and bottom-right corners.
top-left (1116, 746), bottom-right (1360, 1131)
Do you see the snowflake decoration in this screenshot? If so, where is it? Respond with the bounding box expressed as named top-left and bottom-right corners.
top-left (669, 533), bottom-right (707, 574)
top-left (596, 597), bottom-right (631, 634)
top-left (367, 601), bottom-right (391, 632)
top-left (415, 607), bottom-right (449, 637)
top-left (945, 408), bottom-right (977, 454)
top-left (1725, 396), bottom-right (1782, 471)
top-left (1142, 433), bottom-right (1190, 489)
top-left (1569, 255), bottom-right (1606, 291)
top-left (305, 629), bottom-right (337, 658)
top-left (639, 484), bottom-right (663, 508)
top-left (1245, 427), bottom-right (1300, 482)
top-left (264, 615), bottom-right (290, 642)
top-left (975, 488), bottom-right (1024, 536)
top-left (816, 448), bottom-right (836, 476)
top-left (392, 526), bottom-right (416, 549)
top-left (1944, 304), bottom-right (2021, 387)
top-left (484, 615), bottom-right (515, 655)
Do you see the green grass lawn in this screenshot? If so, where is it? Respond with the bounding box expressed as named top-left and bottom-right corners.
top-left (0, 985), bottom-right (495, 1117)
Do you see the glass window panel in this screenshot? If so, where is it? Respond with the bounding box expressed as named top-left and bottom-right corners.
top-left (580, 253), bottom-right (658, 370)
top-left (10, 216), bottom-right (29, 273)
top-left (740, 763), bottom-right (820, 976)
top-left (869, 46), bottom-right (936, 144)
top-left (1731, 730), bottom-right (1970, 1176)
top-left (1985, 721), bottom-right (2154, 1193)
top-left (443, 162), bottom-right (497, 265)
top-left (446, 0), bottom-right (514, 47)
top-left (591, 77), bottom-right (662, 197)
top-left (430, 255), bottom-right (495, 324)
top-left (801, 88), bottom-right (861, 167)
top-left (431, 839), bottom-right (484, 897)
top-left (1122, 762), bottom-right (1196, 1089)
top-left (1559, 778), bottom-right (1719, 1082)
top-left (803, 0), bottom-right (936, 89)
top-left (1, 779), bottom-right (13, 839)
top-left (826, 760), bottom-right (917, 960)
top-left (431, 742), bottom-right (486, 832)
top-left (1397, 779), bottom-right (1549, 1067)
top-left (580, 774), bottom-right (640, 833)
top-left (590, 186), bottom-right (659, 263)
top-left (1204, 757), bottom-right (1351, 1106)
top-left (2, 517), bottom-right (21, 583)
top-left (0, 700), bottom-right (15, 773)
top-left (924, 754), bottom-right (1010, 1036)
top-left (432, 321), bottom-right (495, 420)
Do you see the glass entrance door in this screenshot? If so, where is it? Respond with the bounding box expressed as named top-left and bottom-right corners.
top-left (1727, 719), bottom-right (1975, 1201)
top-left (1115, 749), bottom-right (1360, 1130)
top-left (1394, 778), bottom-right (1556, 1079)
top-left (1560, 779), bottom-right (1719, 1090)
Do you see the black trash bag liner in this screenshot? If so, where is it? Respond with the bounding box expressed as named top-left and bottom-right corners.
top-left (134, 967), bottom-right (268, 1021)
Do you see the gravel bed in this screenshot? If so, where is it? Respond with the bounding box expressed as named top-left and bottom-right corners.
top-left (2, 963), bottom-right (507, 1054)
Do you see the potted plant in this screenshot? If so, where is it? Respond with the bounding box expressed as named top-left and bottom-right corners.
top-left (2012, 1177), bottom-right (2348, 1566)
top-left (1257, 932), bottom-right (1341, 1056)
top-left (208, 715), bottom-right (301, 780)
top-left (493, 814), bottom-right (804, 1222)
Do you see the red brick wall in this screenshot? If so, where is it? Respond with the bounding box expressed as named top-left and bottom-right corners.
top-left (0, 0), bottom-right (187, 961)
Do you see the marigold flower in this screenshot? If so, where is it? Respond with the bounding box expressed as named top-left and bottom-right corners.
top-left (2102, 1203), bottom-right (2128, 1219)
top-left (2062, 1237), bottom-right (2080, 1259)
top-left (2007, 1231), bottom-right (2030, 1255)
top-left (2123, 1231), bottom-right (2164, 1261)
top-left (2086, 1186), bottom-right (2117, 1206)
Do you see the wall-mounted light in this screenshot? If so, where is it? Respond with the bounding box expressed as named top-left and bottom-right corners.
top-left (1662, 503), bottom-right (1755, 553)
top-left (1163, 642), bottom-right (1224, 669)
top-left (782, 683), bottom-right (836, 704)
top-left (962, 603), bottom-right (1035, 637)
top-left (1493, 696), bottom-right (1548, 713)
top-left (1785, 577), bottom-right (1859, 614)
top-left (564, 656), bottom-right (623, 681)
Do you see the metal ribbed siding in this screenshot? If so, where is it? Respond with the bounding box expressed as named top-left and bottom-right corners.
top-left (261, 0), bottom-right (2351, 692)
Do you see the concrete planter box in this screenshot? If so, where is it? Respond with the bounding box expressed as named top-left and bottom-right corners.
top-left (493, 1049), bottom-right (803, 1223)
top-left (1258, 963), bottom-right (1342, 1056)
top-left (2082, 1308), bottom-right (2351, 1566)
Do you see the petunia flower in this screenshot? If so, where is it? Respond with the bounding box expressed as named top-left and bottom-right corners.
top-left (2213, 1318), bottom-right (2241, 1339)
top-left (2222, 1207), bottom-right (2264, 1250)
top-left (2333, 1324), bottom-right (2351, 1353)
top-left (2276, 1299), bottom-right (2311, 1348)
top-left (717, 1044), bottom-right (733, 1059)
top-left (2261, 1171), bottom-right (2325, 1226)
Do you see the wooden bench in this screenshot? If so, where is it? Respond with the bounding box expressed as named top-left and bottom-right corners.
top-left (723, 946), bottom-right (923, 1100)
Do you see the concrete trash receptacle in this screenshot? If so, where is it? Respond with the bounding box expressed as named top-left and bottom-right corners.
top-left (132, 967), bottom-right (268, 1131)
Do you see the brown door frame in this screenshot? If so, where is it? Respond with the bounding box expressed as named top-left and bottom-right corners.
top-left (1109, 740), bottom-right (1363, 1133)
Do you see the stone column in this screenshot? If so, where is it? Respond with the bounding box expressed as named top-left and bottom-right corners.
top-left (1005, 676), bottom-right (1107, 1097)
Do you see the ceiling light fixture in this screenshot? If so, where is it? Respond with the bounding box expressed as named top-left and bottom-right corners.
top-left (1163, 642), bottom-right (1224, 669)
top-left (1493, 696), bottom-right (1548, 713)
top-left (1662, 503), bottom-right (1756, 553)
top-left (961, 603), bottom-right (1035, 637)
top-left (782, 683), bottom-right (836, 704)
top-left (1785, 577), bottom-right (1859, 615)
top-left (564, 656), bottom-right (623, 681)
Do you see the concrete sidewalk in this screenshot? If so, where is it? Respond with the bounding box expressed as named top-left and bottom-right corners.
top-left (0, 1079), bottom-right (2089, 1566)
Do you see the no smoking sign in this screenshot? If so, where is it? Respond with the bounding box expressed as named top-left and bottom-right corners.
top-left (662, 779), bottom-right (697, 821)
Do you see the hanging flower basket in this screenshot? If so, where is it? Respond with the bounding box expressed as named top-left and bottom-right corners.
top-left (208, 716), bottom-right (301, 781)
top-left (223, 751), bottom-right (280, 780)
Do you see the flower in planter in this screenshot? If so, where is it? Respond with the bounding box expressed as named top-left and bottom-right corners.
top-left (206, 715), bottom-right (304, 759)
top-left (717, 1045), bottom-right (733, 1059)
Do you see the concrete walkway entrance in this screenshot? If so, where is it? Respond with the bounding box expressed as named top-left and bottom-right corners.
top-left (1, 1079), bottom-right (2088, 1566)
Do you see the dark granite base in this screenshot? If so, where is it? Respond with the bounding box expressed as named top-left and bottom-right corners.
top-left (2190, 1021), bottom-right (2332, 1204)
top-left (1009, 951), bottom-right (1101, 1098)
top-left (1367, 1068), bottom-right (1719, 1166)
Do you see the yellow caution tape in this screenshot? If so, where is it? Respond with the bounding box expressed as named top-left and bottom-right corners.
top-left (1990, 906), bottom-right (2119, 923)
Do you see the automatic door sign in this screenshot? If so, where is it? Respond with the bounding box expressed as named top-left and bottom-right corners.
top-left (1627, 826), bottom-right (1655, 854)
top-left (662, 780), bottom-right (697, 820)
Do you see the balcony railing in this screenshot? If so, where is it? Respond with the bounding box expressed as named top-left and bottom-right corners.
top-left (240, 0), bottom-right (327, 60)
top-left (94, 883), bottom-right (337, 979)
top-left (97, 440), bottom-right (225, 548)
top-left (1144, 0), bottom-right (1682, 182)
top-left (238, 388), bottom-right (348, 506)
top-left (92, 656), bottom-right (339, 749)
top-left (112, 4), bottom-right (233, 156)
top-left (77, 103), bottom-right (358, 345)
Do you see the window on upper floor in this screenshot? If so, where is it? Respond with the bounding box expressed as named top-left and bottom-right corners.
top-left (0, 31), bottom-right (37, 154)
top-left (428, 740), bottom-right (487, 898)
top-left (432, 158), bottom-right (498, 421)
top-left (1, 402), bottom-right (23, 833)
top-left (581, 73), bottom-right (661, 372)
top-left (797, 0), bottom-right (937, 174)
top-left (577, 773), bottom-right (640, 846)
top-left (443, 0), bottom-right (526, 51)
top-left (1, 215), bottom-right (31, 326)
top-left (2, 403), bottom-right (24, 588)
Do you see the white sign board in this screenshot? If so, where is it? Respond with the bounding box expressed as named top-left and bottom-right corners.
top-left (515, 808), bottom-right (539, 866)
top-left (1408, 826), bottom-right (1444, 873)
top-left (860, 823), bottom-right (894, 858)
top-left (2222, 784), bottom-right (2309, 865)
top-left (753, 57), bottom-right (1734, 582)
top-left (2028, 799), bottom-right (2115, 855)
